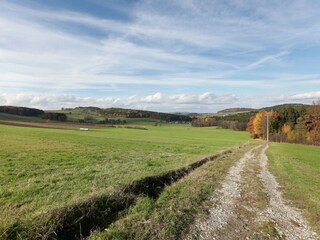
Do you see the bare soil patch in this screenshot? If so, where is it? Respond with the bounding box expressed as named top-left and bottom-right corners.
top-left (0, 120), bottom-right (111, 130)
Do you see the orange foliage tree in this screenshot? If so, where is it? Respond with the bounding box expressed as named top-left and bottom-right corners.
top-left (252, 110), bottom-right (268, 139)
top-left (281, 124), bottom-right (296, 142)
top-left (305, 99), bottom-right (320, 143)
top-left (246, 116), bottom-right (256, 138)
top-left (247, 110), bottom-right (270, 139)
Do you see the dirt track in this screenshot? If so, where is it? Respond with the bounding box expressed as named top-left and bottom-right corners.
top-left (187, 144), bottom-right (318, 240)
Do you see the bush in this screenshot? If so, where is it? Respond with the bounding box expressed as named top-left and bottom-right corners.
top-left (42, 112), bottom-right (67, 121)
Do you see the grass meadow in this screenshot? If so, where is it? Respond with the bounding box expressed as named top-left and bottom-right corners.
top-left (267, 143), bottom-right (320, 234)
top-left (49, 109), bottom-right (105, 123)
top-left (0, 123), bottom-right (249, 238)
top-left (49, 109), bottom-right (160, 125)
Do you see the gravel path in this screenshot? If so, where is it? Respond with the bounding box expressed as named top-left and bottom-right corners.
top-left (258, 145), bottom-right (318, 240)
top-left (186, 145), bottom-right (261, 239)
top-left (187, 144), bottom-right (319, 240)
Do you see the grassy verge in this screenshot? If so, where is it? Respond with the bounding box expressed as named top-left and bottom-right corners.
top-left (91, 143), bottom-right (256, 240)
top-left (0, 124), bottom-right (249, 238)
top-left (267, 143), bottom-right (320, 234)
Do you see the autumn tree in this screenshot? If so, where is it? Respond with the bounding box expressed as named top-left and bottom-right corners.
top-left (252, 110), bottom-right (268, 139)
top-left (246, 116), bottom-right (254, 136)
top-left (305, 99), bottom-right (320, 143)
top-left (247, 111), bottom-right (273, 139)
top-left (281, 124), bottom-right (296, 142)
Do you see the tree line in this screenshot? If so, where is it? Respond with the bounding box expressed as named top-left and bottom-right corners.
top-left (98, 118), bottom-right (127, 125)
top-left (42, 112), bottom-right (67, 121)
top-left (247, 101), bottom-right (320, 145)
top-left (191, 112), bottom-right (253, 131)
top-left (0, 106), bottom-right (44, 116)
top-left (98, 108), bottom-right (192, 122)
top-left (191, 118), bottom-right (247, 131)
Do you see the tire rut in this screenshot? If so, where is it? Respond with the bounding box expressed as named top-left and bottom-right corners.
top-left (186, 145), bottom-right (262, 239)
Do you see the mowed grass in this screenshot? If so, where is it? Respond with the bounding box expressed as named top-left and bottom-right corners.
top-left (267, 143), bottom-right (320, 234)
top-left (0, 124), bottom-right (249, 235)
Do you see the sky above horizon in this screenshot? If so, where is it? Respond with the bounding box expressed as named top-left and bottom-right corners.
top-left (1, 0), bottom-right (320, 112)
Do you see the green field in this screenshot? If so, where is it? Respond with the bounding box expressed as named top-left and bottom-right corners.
top-left (49, 109), bottom-right (104, 122)
top-left (0, 124), bottom-right (249, 238)
top-left (267, 143), bottom-right (320, 234)
top-left (50, 109), bottom-right (162, 125)
top-left (0, 112), bottom-right (46, 122)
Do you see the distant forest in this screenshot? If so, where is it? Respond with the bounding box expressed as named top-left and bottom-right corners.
top-left (0, 106), bottom-right (44, 116)
top-left (98, 108), bottom-right (192, 122)
top-left (191, 112), bottom-right (254, 131)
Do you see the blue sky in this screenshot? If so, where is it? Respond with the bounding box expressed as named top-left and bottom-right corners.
top-left (0, 0), bottom-right (320, 112)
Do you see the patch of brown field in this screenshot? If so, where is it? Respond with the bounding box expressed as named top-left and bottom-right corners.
top-left (0, 120), bottom-right (115, 130)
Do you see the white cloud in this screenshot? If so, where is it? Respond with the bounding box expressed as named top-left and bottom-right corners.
top-left (0, 92), bottom-right (238, 111)
top-left (168, 92), bottom-right (237, 105)
top-left (270, 91), bottom-right (320, 104)
top-left (288, 91), bottom-right (320, 100)
top-left (141, 92), bottom-right (165, 104)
